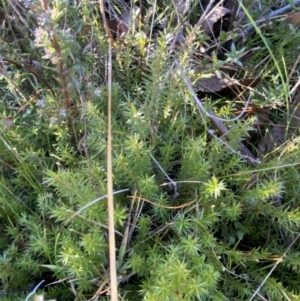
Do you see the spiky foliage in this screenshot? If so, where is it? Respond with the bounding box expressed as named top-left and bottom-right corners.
top-left (0, 0), bottom-right (300, 300)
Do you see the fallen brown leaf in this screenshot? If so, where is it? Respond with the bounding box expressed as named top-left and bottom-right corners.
top-left (201, 6), bottom-right (231, 35)
top-left (194, 73), bottom-right (261, 94)
top-left (107, 19), bottom-right (128, 39)
top-left (286, 11), bottom-right (300, 27)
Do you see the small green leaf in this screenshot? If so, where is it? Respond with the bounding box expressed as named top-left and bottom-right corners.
top-left (237, 231), bottom-right (244, 240)
top-left (205, 176), bottom-right (227, 199)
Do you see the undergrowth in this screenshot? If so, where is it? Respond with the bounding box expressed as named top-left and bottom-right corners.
top-left (0, 0), bottom-right (300, 300)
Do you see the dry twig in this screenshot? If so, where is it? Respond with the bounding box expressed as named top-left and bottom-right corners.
top-left (99, 0), bottom-right (118, 300)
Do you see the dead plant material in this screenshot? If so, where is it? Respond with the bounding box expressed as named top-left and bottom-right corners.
top-left (107, 19), bottom-right (128, 40)
top-left (286, 11), bottom-right (300, 27)
top-left (233, 105), bottom-right (271, 120)
top-left (194, 73), bottom-right (261, 94)
top-left (236, 0), bottom-right (300, 40)
top-left (201, 6), bottom-right (231, 36)
top-left (258, 93), bottom-right (300, 158)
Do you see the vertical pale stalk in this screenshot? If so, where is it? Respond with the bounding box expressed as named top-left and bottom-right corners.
top-left (98, 0), bottom-right (118, 299)
top-left (107, 40), bottom-right (118, 301)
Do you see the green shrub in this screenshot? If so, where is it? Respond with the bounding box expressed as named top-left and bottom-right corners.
top-left (0, 0), bottom-right (300, 300)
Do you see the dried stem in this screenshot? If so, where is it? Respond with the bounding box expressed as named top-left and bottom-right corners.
top-left (98, 0), bottom-right (118, 300)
